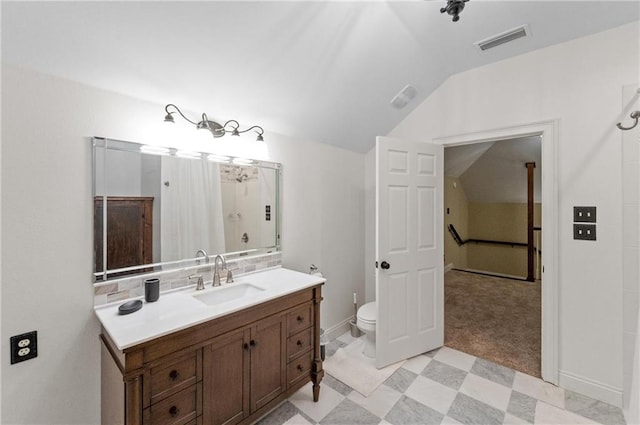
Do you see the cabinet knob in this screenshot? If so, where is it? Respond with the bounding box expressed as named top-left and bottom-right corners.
top-left (169, 370), bottom-right (179, 381)
top-left (243, 343), bottom-right (250, 350)
top-left (169, 406), bottom-right (179, 418)
top-left (250, 340), bottom-right (257, 347)
top-left (296, 340), bottom-right (303, 346)
top-left (297, 364), bottom-right (304, 371)
top-left (297, 315), bottom-right (304, 322)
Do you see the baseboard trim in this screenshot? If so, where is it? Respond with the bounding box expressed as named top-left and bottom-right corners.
top-left (324, 317), bottom-right (352, 342)
top-left (461, 268), bottom-right (528, 282)
top-left (444, 263), bottom-right (454, 273)
top-left (559, 370), bottom-right (623, 407)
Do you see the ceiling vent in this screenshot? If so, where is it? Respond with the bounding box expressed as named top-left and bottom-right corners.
top-left (390, 84), bottom-right (417, 109)
top-left (475, 25), bottom-right (529, 51)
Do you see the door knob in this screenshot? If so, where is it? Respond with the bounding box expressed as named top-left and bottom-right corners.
top-left (380, 261), bottom-right (390, 270)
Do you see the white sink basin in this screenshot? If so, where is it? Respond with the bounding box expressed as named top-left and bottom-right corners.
top-left (193, 283), bottom-right (266, 306)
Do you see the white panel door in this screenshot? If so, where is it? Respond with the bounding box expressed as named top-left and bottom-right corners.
top-left (375, 136), bottom-right (444, 369)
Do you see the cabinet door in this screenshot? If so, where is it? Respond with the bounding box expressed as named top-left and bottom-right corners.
top-left (249, 314), bottom-right (286, 412)
top-left (203, 328), bottom-right (250, 425)
top-left (95, 196), bottom-right (153, 275)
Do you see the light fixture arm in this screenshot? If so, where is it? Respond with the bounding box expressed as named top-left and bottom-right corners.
top-left (224, 120), bottom-right (264, 136)
top-left (164, 103), bottom-right (200, 126)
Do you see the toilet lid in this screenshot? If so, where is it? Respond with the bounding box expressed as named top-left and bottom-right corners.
top-left (357, 302), bottom-right (377, 324)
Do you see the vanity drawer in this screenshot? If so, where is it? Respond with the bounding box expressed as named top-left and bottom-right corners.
top-left (287, 350), bottom-right (313, 386)
top-left (150, 352), bottom-right (198, 404)
top-left (288, 303), bottom-right (312, 336)
top-left (287, 329), bottom-right (312, 362)
top-left (144, 383), bottom-right (201, 425)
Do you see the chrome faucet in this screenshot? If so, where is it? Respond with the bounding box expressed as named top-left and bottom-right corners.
top-left (195, 249), bottom-right (209, 264)
top-left (213, 255), bottom-right (225, 287)
top-left (213, 254), bottom-right (234, 287)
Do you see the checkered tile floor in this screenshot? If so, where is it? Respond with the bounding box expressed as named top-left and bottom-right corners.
top-left (256, 332), bottom-right (626, 425)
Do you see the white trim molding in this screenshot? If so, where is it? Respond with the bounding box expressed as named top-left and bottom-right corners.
top-left (560, 370), bottom-right (623, 408)
top-left (433, 119), bottom-right (560, 385)
top-left (324, 316), bottom-right (353, 342)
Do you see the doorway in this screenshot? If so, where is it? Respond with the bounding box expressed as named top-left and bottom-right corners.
top-left (443, 135), bottom-right (542, 377)
top-left (434, 120), bottom-right (558, 384)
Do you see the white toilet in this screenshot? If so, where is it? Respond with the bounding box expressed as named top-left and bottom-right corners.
top-left (356, 302), bottom-right (377, 358)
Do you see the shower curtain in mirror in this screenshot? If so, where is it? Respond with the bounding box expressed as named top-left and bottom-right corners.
top-left (160, 156), bottom-right (226, 261)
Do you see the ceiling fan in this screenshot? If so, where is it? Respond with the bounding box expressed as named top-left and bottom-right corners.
top-left (436, 0), bottom-right (470, 22)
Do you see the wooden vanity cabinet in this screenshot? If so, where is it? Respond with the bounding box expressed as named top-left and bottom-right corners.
top-left (101, 285), bottom-right (323, 425)
top-left (203, 313), bottom-right (286, 425)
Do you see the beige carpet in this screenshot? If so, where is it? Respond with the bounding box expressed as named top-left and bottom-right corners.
top-left (445, 270), bottom-right (541, 377)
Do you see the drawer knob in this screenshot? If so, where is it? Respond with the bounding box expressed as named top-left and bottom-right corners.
top-left (169, 406), bottom-right (180, 418)
top-left (297, 364), bottom-right (304, 371)
top-left (296, 340), bottom-right (303, 346)
top-left (297, 315), bottom-right (304, 322)
top-left (169, 370), bottom-right (180, 381)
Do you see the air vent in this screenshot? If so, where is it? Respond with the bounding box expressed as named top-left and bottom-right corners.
top-left (390, 84), bottom-right (417, 109)
top-left (475, 25), bottom-right (529, 51)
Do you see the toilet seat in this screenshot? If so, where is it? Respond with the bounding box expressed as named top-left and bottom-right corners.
top-left (356, 302), bottom-right (377, 358)
top-left (357, 302), bottom-right (376, 325)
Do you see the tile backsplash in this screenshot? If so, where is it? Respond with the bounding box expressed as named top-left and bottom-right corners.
top-left (93, 252), bottom-right (282, 306)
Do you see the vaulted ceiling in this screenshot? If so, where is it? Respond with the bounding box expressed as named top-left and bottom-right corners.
top-left (2, 1), bottom-right (638, 153)
top-left (445, 136), bottom-right (542, 203)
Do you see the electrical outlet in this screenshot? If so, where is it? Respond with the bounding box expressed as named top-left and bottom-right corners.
top-left (10, 331), bottom-right (37, 364)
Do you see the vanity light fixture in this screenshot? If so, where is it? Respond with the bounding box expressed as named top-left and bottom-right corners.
top-left (138, 146), bottom-right (254, 166)
top-left (176, 150), bottom-right (201, 159)
top-left (140, 145), bottom-right (171, 155)
top-left (232, 158), bottom-right (255, 165)
top-left (163, 103), bottom-right (265, 142)
top-left (207, 154), bottom-right (231, 163)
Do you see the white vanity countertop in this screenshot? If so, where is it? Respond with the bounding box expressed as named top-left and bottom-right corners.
top-left (94, 267), bottom-right (325, 351)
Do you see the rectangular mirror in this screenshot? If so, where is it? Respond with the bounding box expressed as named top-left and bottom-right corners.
top-left (93, 137), bottom-right (281, 281)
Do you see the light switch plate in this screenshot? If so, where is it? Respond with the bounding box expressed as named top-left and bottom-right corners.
top-left (574, 206), bottom-right (596, 223)
top-left (574, 224), bottom-right (596, 241)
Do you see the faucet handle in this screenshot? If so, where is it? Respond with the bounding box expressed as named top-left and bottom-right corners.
top-left (226, 268), bottom-right (234, 283)
top-left (189, 274), bottom-right (205, 291)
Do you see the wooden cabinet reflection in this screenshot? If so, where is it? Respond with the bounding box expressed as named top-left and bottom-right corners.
top-left (95, 197), bottom-right (153, 277)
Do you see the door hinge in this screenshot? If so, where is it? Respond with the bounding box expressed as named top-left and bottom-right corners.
top-left (375, 261), bottom-right (378, 269)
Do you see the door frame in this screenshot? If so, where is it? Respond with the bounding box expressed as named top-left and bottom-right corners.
top-left (433, 119), bottom-right (559, 385)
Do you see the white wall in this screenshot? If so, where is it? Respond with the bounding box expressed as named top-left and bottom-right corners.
top-left (387, 22), bottom-right (639, 405)
top-left (1, 64), bottom-right (364, 424)
top-left (267, 132), bottom-right (366, 333)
